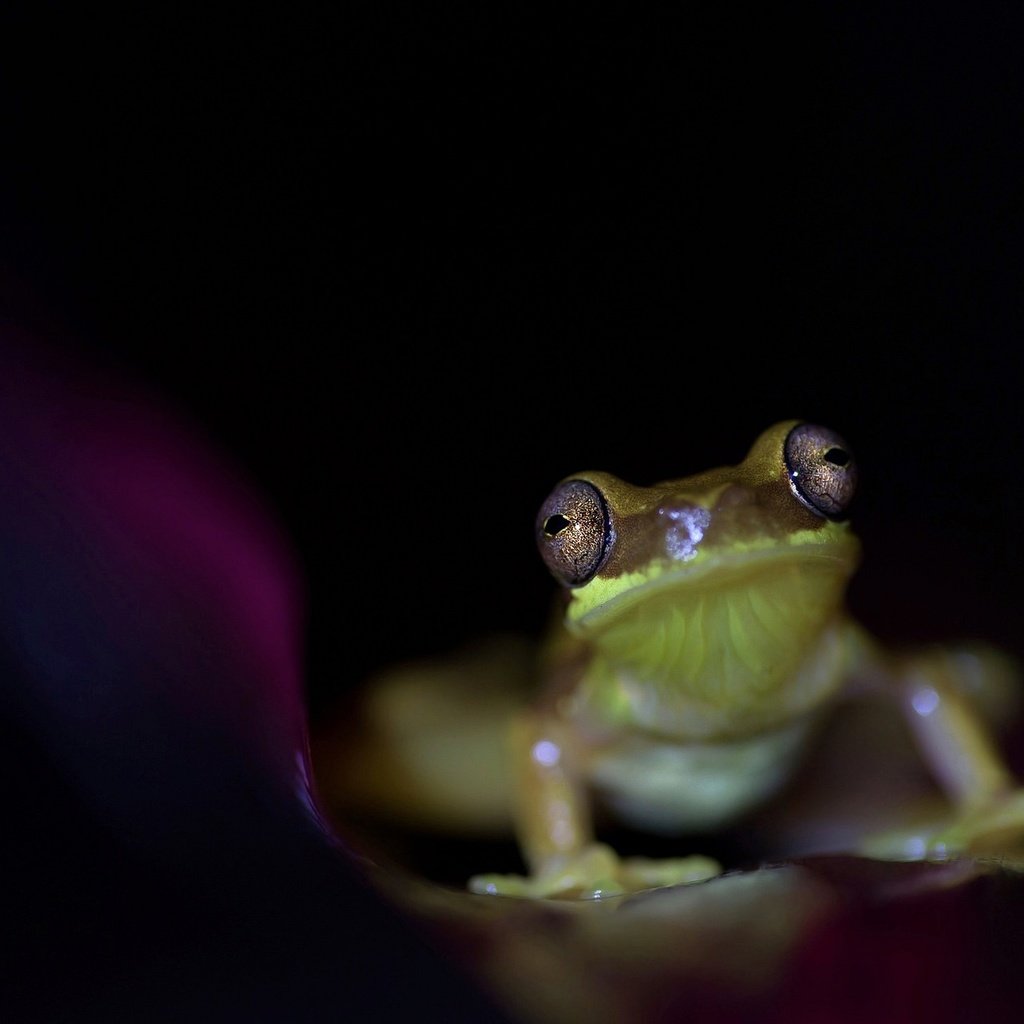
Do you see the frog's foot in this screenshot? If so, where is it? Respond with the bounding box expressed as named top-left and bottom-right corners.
top-left (468, 843), bottom-right (721, 900)
top-left (860, 790), bottom-right (1024, 867)
top-left (932, 791), bottom-right (1024, 864)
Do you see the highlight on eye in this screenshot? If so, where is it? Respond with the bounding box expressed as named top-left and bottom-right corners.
top-left (784, 423), bottom-right (858, 519)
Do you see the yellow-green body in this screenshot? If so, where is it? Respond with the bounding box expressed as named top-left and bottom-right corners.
top-left (466, 422), bottom-right (1024, 897)
top-left (327, 422), bottom-right (1024, 899)
top-left (533, 422), bottom-right (863, 836)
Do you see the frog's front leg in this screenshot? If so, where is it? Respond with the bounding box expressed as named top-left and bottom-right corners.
top-left (468, 712), bottom-right (719, 899)
top-left (864, 646), bottom-right (1024, 862)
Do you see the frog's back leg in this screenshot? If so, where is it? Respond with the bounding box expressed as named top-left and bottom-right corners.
top-left (849, 638), bottom-right (1024, 862)
top-left (896, 644), bottom-right (1018, 805)
top-left (313, 636), bottom-right (532, 835)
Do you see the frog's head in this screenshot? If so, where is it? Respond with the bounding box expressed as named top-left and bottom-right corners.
top-left (536, 422), bottom-right (861, 694)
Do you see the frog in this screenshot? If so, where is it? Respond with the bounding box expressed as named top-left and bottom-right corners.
top-left (456, 421), bottom-right (1024, 899)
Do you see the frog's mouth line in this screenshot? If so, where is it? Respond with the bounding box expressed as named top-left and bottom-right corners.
top-left (568, 539), bottom-right (860, 632)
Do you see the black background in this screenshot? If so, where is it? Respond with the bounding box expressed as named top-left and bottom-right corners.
top-left (3, 8), bottom-right (1024, 711)
top-left (2, 6), bottom-right (1024, 1019)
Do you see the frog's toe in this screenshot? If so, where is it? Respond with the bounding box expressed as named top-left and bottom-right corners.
top-left (939, 790), bottom-right (1024, 861)
top-left (860, 791), bottom-right (1024, 865)
top-left (469, 843), bottom-right (623, 899)
top-left (469, 844), bottom-right (721, 899)
top-left (860, 816), bottom-right (987, 862)
top-left (467, 871), bottom-right (539, 898)
top-left (619, 854), bottom-right (721, 889)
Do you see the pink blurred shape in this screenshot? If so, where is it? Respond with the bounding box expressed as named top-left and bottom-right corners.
top-left (0, 331), bottom-right (322, 839)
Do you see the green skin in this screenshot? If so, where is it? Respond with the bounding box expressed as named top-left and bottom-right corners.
top-left (467, 421), bottom-right (1024, 899)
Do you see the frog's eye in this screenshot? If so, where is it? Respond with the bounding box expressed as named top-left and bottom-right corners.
top-left (784, 423), bottom-right (858, 519)
top-left (536, 480), bottom-right (613, 587)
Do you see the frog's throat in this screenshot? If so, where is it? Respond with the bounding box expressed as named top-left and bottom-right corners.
top-left (564, 543), bottom-right (858, 738)
top-left (575, 621), bottom-right (852, 740)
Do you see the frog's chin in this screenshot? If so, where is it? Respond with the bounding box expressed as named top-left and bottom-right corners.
top-left (566, 539), bottom-right (860, 635)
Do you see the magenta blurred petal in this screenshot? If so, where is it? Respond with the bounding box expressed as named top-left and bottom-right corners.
top-left (0, 332), bottom-right (508, 1022)
top-left (0, 333), bottom-right (314, 843)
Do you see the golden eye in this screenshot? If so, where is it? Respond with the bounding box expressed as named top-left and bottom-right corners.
top-left (536, 480), bottom-right (613, 587)
top-left (784, 423), bottom-right (858, 519)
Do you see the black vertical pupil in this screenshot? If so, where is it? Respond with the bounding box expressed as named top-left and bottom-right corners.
top-left (823, 447), bottom-right (850, 467)
top-left (543, 513), bottom-right (571, 536)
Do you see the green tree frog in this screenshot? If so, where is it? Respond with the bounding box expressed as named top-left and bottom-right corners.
top-left (460, 421), bottom-right (1024, 898)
